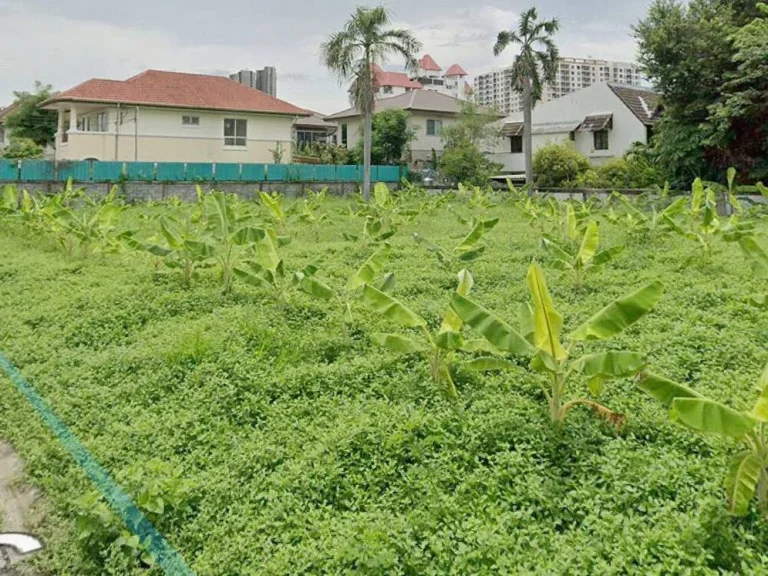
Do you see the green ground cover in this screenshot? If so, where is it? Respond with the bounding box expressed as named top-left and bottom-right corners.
top-left (2, 188), bottom-right (768, 574)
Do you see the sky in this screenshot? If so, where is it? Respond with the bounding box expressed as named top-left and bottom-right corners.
top-left (0, 0), bottom-right (654, 115)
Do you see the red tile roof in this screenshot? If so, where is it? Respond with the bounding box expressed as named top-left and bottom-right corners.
top-left (372, 65), bottom-right (423, 89)
top-left (445, 64), bottom-right (467, 77)
top-left (418, 55), bottom-right (442, 72)
top-left (464, 82), bottom-right (474, 96)
top-left (42, 70), bottom-right (309, 116)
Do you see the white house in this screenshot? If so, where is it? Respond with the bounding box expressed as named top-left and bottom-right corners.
top-left (40, 70), bottom-right (310, 163)
top-left (326, 90), bottom-right (497, 168)
top-left (0, 103), bottom-right (19, 150)
top-left (489, 82), bottom-right (660, 174)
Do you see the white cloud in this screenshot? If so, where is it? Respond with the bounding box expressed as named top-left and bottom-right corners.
top-left (0, 1), bottom-right (640, 116)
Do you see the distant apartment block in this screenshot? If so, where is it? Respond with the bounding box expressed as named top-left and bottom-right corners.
top-left (230, 66), bottom-right (277, 97)
top-left (474, 57), bottom-right (642, 115)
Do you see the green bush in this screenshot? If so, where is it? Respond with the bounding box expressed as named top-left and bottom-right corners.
top-left (532, 142), bottom-right (591, 187)
top-left (0, 137), bottom-right (44, 159)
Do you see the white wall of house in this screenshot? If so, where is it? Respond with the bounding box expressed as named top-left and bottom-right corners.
top-left (53, 105), bottom-right (298, 163)
top-left (489, 83), bottom-right (649, 173)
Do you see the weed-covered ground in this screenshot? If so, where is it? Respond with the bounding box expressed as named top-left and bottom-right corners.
top-left (2, 195), bottom-right (768, 574)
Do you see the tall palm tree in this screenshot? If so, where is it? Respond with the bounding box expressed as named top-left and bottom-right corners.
top-left (322, 6), bottom-right (421, 201)
top-left (494, 7), bottom-right (559, 185)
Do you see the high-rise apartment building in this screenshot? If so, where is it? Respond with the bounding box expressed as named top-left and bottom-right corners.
top-left (230, 66), bottom-right (277, 97)
top-left (474, 57), bottom-right (641, 115)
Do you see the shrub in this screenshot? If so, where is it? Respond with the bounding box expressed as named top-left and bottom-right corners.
top-left (0, 137), bottom-right (44, 159)
top-left (439, 141), bottom-right (501, 186)
top-left (532, 142), bottom-right (590, 187)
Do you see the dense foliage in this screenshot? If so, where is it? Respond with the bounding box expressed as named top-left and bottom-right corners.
top-left (635, 0), bottom-right (768, 184)
top-left (439, 103), bottom-right (502, 186)
top-left (2, 82), bottom-right (58, 148)
top-left (350, 109), bottom-right (416, 166)
top-left (3, 182), bottom-right (768, 574)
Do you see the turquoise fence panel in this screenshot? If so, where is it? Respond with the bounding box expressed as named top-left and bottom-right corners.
top-left (281, 164), bottom-right (314, 182)
top-left (186, 163), bottom-right (214, 181)
top-left (313, 165), bottom-right (336, 182)
top-left (125, 162), bottom-right (156, 181)
top-left (377, 166), bottom-right (401, 182)
top-left (156, 162), bottom-right (186, 181)
top-left (241, 163), bottom-right (266, 181)
top-left (337, 165), bottom-right (361, 182)
top-left (215, 163), bottom-right (240, 181)
top-left (20, 160), bottom-right (55, 181)
top-left (266, 164), bottom-right (288, 181)
top-left (0, 160), bottom-right (18, 180)
top-left (93, 162), bottom-right (124, 181)
top-left (57, 161), bottom-right (91, 182)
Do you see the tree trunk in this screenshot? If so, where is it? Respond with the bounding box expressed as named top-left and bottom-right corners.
top-left (523, 76), bottom-right (534, 187)
top-left (363, 105), bottom-right (373, 202)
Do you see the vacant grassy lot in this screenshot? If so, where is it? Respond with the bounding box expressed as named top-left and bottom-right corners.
top-left (2, 191), bottom-right (768, 574)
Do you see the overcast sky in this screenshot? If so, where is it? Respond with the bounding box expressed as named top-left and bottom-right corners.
top-left (0, 0), bottom-right (653, 114)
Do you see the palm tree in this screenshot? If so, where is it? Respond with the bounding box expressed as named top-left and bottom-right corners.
top-left (494, 7), bottom-right (559, 185)
top-left (322, 6), bottom-right (421, 201)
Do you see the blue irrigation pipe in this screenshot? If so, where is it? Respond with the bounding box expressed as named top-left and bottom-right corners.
top-left (0, 351), bottom-right (195, 575)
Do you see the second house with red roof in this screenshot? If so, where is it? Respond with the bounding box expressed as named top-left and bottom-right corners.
top-left (41, 70), bottom-right (311, 164)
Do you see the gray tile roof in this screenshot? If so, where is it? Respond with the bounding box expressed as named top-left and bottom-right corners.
top-left (607, 84), bottom-right (661, 126)
top-left (326, 91), bottom-right (498, 120)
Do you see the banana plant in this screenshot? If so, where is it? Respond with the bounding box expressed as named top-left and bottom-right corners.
top-left (297, 197), bottom-right (330, 241)
top-left (357, 182), bottom-right (419, 228)
top-left (342, 215), bottom-right (396, 250)
top-left (413, 217), bottom-right (499, 271)
top-left (363, 269), bottom-right (476, 399)
top-left (738, 237), bottom-right (768, 306)
top-left (636, 368), bottom-right (768, 516)
top-left (294, 242), bottom-right (395, 323)
top-left (204, 191), bottom-right (267, 294)
top-left (540, 221), bottom-right (624, 286)
top-left (451, 262), bottom-right (664, 425)
top-left (608, 192), bottom-right (688, 237)
top-left (42, 198), bottom-right (126, 256)
top-left (124, 215), bottom-right (214, 285)
top-left (232, 227), bottom-right (303, 303)
top-left (259, 191), bottom-right (290, 234)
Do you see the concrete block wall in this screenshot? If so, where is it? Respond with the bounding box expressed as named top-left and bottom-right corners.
top-left (0, 180), bottom-right (388, 202)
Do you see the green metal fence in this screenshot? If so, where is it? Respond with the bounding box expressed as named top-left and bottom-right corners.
top-left (0, 160), bottom-right (406, 183)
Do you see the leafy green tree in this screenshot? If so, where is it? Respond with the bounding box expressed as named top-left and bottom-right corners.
top-left (350, 109), bottom-right (416, 165)
top-left (635, 0), bottom-right (768, 183)
top-left (707, 3), bottom-right (768, 180)
top-left (0, 138), bottom-right (44, 159)
top-left (3, 82), bottom-right (58, 147)
top-left (322, 6), bottom-right (421, 201)
top-left (439, 102), bottom-right (501, 186)
top-left (493, 7), bottom-right (560, 184)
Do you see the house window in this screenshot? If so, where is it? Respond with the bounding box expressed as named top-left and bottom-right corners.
top-left (182, 115), bottom-right (200, 126)
top-left (509, 136), bottom-right (523, 154)
top-left (426, 119), bottom-right (442, 136)
top-left (594, 130), bottom-right (609, 150)
top-left (383, 86), bottom-right (393, 94)
top-left (95, 112), bottom-right (108, 132)
top-left (224, 118), bottom-right (247, 146)
top-left (341, 123), bottom-right (348, 146)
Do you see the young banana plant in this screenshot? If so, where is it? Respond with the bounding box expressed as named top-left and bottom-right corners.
top-left (42, 199), bottom-right (126, 256)
top-left (451, 262), bottom-right (664, 426)
top-left (232, 227), bottom-right (303, 303)
top-left (635, 367), bottom-right (768, 517)
top-left (737, 236), bottom-right (768, 306)
top-left (413, 217), bottom-right (499, 272)
top-left (363, 269), bottom-right (476, 399)
top-left (259, 191), bottom-right (290, 234)
top-left (124, 215), bottom-right (215, 285)
top-left (204, 191), bottom-right (267, 294)
top-left (294, 242), bottom-right (395, 323)
top-left (342, 215), bottom-right (396, 251)
top-left (297, 197), bottom-right (330, 241)
top-left (540, 221), bottom-right (624, 287)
